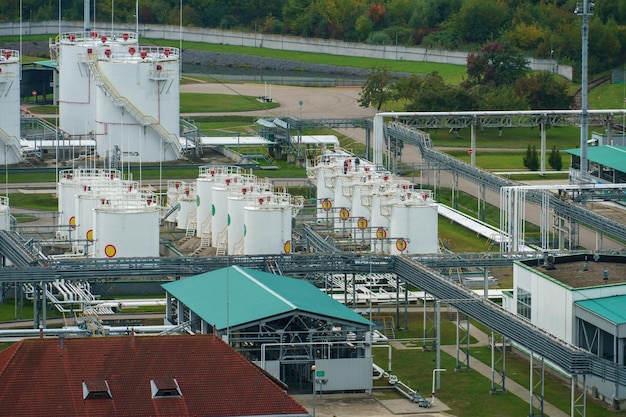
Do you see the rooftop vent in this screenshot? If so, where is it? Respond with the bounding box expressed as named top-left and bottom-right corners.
top-left (542, 252), bottom-right (556, 270)
top-left (602, 269), bottom-right (610, 282)
top-left (151, 377), bottom-right (182, 399)
top-left (83, 380), bottom-right (112, 400)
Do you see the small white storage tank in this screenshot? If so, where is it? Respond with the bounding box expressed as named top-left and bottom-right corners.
top-left (227, 181), bottom-right (271, 255)
top-left (195, 166), bottom-right (243, 238)
top-left (0, 196), bottom-right (10, 231)
top-left (211, 172), bottom-right (253, 248)
top-left (93, 196), bottom-right (160, 258)
top-left (57, 169), bottom-right (122, 239)
top-left (73, 179), bottom-right (139, 254)
top-left (389, 190), bottom-right (438, 255)
top-left (175, 183), bottom-right (197, 230)
top-left (94, 45), bottom-right (181, 162)
top-left (243, 194), bottom-right (292, 255)
top-left (0, 49), bottom-right (22, 165)
top-left (56, 31), bottom-right (138, 136)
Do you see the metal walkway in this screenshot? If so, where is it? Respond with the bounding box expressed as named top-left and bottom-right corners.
top-left (385, 121), bottom-right (626, 244)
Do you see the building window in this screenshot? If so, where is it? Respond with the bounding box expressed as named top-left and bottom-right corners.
top-left (517, 288), bottom-right (531, 321)
top-left (82, 380), bottom-right (112, 400)
top-left (151, 377), bottom-right (182, 398)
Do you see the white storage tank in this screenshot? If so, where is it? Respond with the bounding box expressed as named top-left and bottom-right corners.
top-left (227, 181), bottom-right (271, 255)
top-left (57, 169), bottom-right (122, 239)
top-left (93, 196), bottom-right (160, 258)
top-left (210, 171), bottom-right (252, 248)
top-left (93, 45), bottom-right (181, 162)
top-left (0, 49), bottom-right (22, 165)
top-left (195, 166), bottom-right (243, 238)
top-left (56, 31), bottom-right (138, 136)
top-left (74, 179), bottom-right (139, 254)
top-left (243, 194), bottom-right (292, 255)
top-left (175, 182), bottom-right (197, 230)
top-left (389, 190), bottom-right (438, 255)
top-left (0, 196), bottom-right (10, 231)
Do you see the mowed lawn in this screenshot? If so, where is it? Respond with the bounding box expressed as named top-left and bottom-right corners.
top-left (180, 93), bottom-right (279, 112)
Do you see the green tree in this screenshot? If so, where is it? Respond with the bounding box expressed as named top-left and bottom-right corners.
top-left (405, 72), bottom-right (477, 111)
top-left (523, 144), bottom-right (539, 171)
top-left (549, 145), bottom-right (563, 171)
top-left (358, 67), bottom-right (394, 110)
top-left (465, 42), bottom-right (530, 87)
top-left (514, 72), bottom-right (573, 110)
top-left (471, 84), bottom-right (528, 110)
top-left (447, 0), bottom-right (509, 44)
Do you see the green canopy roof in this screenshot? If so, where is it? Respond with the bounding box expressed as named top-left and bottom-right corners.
top-left (565, 146), bottom-right (626, 172)
top-left (575, 295), bottom-right (626, 325)
top-left (162, 266), bottom-right (371, 330)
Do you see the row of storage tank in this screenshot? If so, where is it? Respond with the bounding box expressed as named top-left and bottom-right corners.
top-left (310, 150), bottom-right (439, 255)
top-left (57, 166), bottom-right (301, 258)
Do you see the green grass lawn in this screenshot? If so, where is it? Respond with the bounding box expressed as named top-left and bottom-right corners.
top-left (180, 93), bottom-right (279, 112)
top-left (588, 82), bottom-right (626, 110)
top-left (428, 125), bottom-right (581, 149)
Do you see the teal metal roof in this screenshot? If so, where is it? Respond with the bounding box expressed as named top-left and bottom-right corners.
top-left (162, 266), bottom-right (371, 330)
top-left (565, 146), bottom-right (626, 172)
top-left (575, 295), bottom-right (626, 325)
top-left (25, 60), bottom-right (57, 69)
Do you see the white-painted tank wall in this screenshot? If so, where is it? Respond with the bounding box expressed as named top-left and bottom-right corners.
top-left (195, 166), bottom-right (244, 238)
top-left (57, 169), bottom-right (123, 239)
top-left (0, 49), bottom-right (21, 165)
top-left (93, 200), bottom-right (160, 258)
top-left (388, 202), bottom-right (438, 255)
top-left (94, 46), bottom-right (180, 162)
top-left (175, 184), bottom-right (197, 230)
top-left (57, 32), bottom-right (138, 136)
top-left (243, 200), bottom-right (292, 255)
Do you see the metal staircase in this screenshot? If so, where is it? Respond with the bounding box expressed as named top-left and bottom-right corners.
top-left (0, 128), bottom-right (23, 163)
top-left (185, 211), bottom-right (197, 237)
top-left (215, 227), bottom-right (228, 256)
top-left (85, 52), bottom-right (182, 158)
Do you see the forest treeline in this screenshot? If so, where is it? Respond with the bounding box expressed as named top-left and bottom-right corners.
top-left (3, 0), bottom-right (626, 75)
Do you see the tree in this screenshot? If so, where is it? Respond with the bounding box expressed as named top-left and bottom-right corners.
top-left (549, 145), bottom-right (563, 171)
top-left (514, 72), bottom-right (573, 110)
top-left (465, 42), bottom-right (530, 87)
top-left (446, 0), bottom-right (509, 44)
top-left (523, 144), bottom-right (539, 171)
top-left (405, 72), bottom-right (477, 111)
top-left (358, 67), bottom-right (394, 110)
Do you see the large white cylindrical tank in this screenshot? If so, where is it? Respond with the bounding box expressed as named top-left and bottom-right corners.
top-left (0, 196), bottom-right (10, 231)
top-left (57, 32), bottom-right (138, 136)
top-left (94, 45), bottom-right (180, 162)
top-left (0, 49), bottom-right (21, 165)
top-left (93, 198), bottom-right (160, 258)
top-left (243, 196), bottom-right (292, 255)
top-left (57, 169), bottom-right (123, 239)
top-left (389, 194), bottom-right (438, 255)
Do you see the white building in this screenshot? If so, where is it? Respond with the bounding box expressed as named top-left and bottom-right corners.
top-left (503, 253), bottom-right (626, 407)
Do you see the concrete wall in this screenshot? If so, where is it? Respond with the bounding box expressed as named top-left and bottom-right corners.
top-left (0, 21), bottom-right (573, 81)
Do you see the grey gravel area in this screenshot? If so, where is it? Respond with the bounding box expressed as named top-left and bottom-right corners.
top-left (182, 49), bottom-right (387, 77)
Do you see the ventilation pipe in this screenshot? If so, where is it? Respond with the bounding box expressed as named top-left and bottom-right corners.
top-left (84, 0), bottom-right (91, 34)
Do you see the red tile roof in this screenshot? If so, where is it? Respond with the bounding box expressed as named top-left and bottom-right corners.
top-left (0, 335), bottom-right (309, 417)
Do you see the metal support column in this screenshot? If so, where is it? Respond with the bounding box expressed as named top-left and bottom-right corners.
top-left (470, 117), bottom-right (477, 166)
top-left (529, 353), bottom-right (545, 417)
top-left (540, 117), bottom-right (547, 174)
top-left (490, 331), bottom-right (507, 394)
top-left (571, 374), bottom-right (587, 417)
top-left (455, 310), bottom-right (471, 371)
